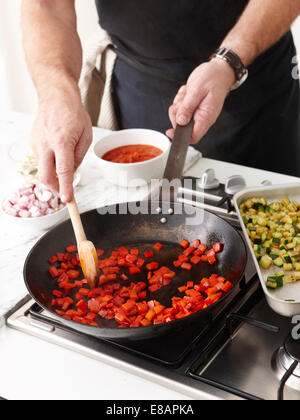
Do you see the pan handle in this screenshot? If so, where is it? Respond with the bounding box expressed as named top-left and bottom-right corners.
top-left (157, 120), bottom-right (194, 203)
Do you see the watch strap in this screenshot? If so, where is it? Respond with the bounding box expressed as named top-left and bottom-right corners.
top-left (211, 47), bottom-right (248, 90)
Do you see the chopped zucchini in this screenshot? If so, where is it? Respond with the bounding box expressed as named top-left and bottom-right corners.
top-left (285, 275), bottom-right (296, 284)
top-left (240, 196), bottom-right (300, 289)
top-left (284, 256), bottom-right (293, 264)
top-left (259, 255), bottom-right (273, 269)
top-left (266, 280), bottom-right (278, 289)
top-left (274, 257), bottom-right (284, 267)
top-left (283, 263), bottom-right (293, 271)
top-left (266, 274), bottom-right (284, 289)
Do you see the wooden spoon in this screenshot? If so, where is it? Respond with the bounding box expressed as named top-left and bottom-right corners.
top-left (67, 197), bottom-right (99, 288)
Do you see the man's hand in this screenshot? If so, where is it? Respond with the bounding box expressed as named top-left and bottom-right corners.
top-left (22, 0), bottom-right (87, 203)
top-left (167, 59), bottom-right (235, 144)
top-left (31, 88), bottom-right (92, 203)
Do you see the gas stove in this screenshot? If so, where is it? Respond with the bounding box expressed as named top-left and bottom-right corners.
top-left (6, 171), bottom-right (300, 400)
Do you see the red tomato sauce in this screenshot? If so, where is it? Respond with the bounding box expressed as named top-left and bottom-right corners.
top-left (101, 144), bottom-right (163, 164)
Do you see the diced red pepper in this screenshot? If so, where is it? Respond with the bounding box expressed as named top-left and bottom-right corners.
top-left (122, 299), bottom-right (136, 314)
top-left (130, 249), bottom-right (139, 256)
top-left (49, 237), bottom-right (227, 329)
top-left (198, 244), bottom-right (207, 253)
top-left (76, 299), bottom-right (88, 312)
top-left (146, 262), bottom-right (159, 271)
top-left (48, 256), bottom-right (58, 265)
top-left (213, 242), bottom-right (223, 253)
top-left (206, 249), bottom-right (216, 258)
top-left (136, 258), bottom-right (145, 268)
top-left (67, 270), bottom-right (80, 279)
top-left (139, 291), bottom-right (147, 300)
top-left (66, 245), bottom-right (77, 254)
top-left (222, 281), bottom-right (233, 293)
top-left (181, 262), bottom-right (192, 271)
top-left (207, 256), bottom-right (216, 265)
top-left (97, 249), bottom-right (105, 257)
top-left (145, 310), bottom-right (155, 321)
top-left (190, 255), bottom-right (201, 265)
top-left (180, 239), bottom-right (189, 249)
top-left (184, 247), bottom-right (196, 256)
top-left (126, 254), bottom-right (138, 264)
top-left (173, 260), bottom-right (181, 267)
top-left (129, 266), bottom-right (141, 275)
top-left (88, 299), bottom-right (101, 313)
top-left (53, 290), bottom-right (64, 298)
top-left (153, 242), bottom-right (163, 251)
top-left (144, 250), bottom-right (154, 258)
top-left (148, 284), bottom-right (160, 293)
top-left (49, 266), bottom-right (60, 278)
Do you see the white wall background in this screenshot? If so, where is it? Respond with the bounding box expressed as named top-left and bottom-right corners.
top-left (0, 1), bottom-right (300, 116)
top-left (0, 0), bottom-right (100, 115)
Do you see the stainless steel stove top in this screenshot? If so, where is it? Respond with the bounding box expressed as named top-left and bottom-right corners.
top-left (8, 278), bottom-right (299, 400)
top-left (6, 172), bottom-right (300, 400)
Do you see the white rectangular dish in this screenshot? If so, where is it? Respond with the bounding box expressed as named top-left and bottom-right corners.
top-left (234, 182), bottom-right (300, 317)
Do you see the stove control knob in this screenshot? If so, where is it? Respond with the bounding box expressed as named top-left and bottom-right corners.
top-left (198, 169), bottom-right (220, 190)
top-left (225, 175), bottom-right (247, 195)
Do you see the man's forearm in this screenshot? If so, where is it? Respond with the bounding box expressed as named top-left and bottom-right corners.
top-left (21, 0), bottom-right (82, 102)
top-left (221, 0), bottom-right (300, 66)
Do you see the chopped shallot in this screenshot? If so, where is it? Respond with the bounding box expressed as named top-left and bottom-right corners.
top-left (2, 185), bottom-right (65, 218)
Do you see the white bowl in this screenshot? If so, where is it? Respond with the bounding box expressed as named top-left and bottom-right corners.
top-left (93, 129), bottom-right (171, 187)
top-left (0, 198), bottom-right (69, 232)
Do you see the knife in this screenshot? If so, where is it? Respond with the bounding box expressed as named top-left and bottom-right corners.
top-left (160, 119), bottom-right (194, 202)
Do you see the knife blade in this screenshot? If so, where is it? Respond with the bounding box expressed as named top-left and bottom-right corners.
top-left (160, 119), bottom-right (194, 202)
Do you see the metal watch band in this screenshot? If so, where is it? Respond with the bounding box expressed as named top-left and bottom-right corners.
top-left (211, 47), bottom-right (248, 90)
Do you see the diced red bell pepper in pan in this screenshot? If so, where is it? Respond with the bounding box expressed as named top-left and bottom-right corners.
top-left (153, 242), bottom-right (163, 251)
top-left (48, 240), bottom-right (230, 328)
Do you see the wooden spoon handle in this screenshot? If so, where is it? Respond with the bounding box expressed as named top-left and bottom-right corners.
top-left (67, 197), bottom-right (87, 244)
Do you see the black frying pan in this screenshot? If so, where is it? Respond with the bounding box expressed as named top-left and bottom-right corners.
top-left (24, 202), bottom-right (247, 340)
top-left (24, 122), bottom-right (247, 340)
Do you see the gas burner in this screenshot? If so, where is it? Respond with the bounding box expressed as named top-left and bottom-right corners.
top-left (272, 335), bottom-right (300, 394)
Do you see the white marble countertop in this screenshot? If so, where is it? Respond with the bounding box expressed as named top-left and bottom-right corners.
top-left (0, 111), bottom-right (299, 400)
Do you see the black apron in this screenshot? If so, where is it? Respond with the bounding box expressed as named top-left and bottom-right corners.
top-left (95, 0), bottom-right (300, 177)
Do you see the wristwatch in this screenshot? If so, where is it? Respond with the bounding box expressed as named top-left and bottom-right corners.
top-left (211, 47), bottom-right (248, 90)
